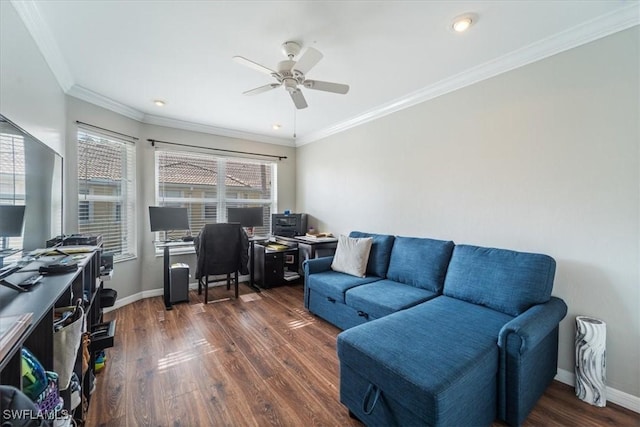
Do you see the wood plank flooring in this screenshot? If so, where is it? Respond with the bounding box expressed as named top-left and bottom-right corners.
top-left (86, 283), bottom-right (639, 426)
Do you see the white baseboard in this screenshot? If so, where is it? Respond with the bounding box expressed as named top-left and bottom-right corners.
top-left (103, 287), bottom-right (164, 313)
top-left (555, 368), bottom-right (640, 413)
top-left (103, 275), bottom-right (249, 314)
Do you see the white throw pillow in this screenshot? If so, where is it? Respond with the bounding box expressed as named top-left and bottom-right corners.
top-left (331, 235), bottom-right (373, 278)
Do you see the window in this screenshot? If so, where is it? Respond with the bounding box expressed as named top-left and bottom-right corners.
top-left (155, 149), bottom-right (276, 239)
top-left (79, 201), bottom-right (90, 223)
top-left (0, 131), bottom-right (25, 254)
top-left (78, 129), bottom-right (136, 260)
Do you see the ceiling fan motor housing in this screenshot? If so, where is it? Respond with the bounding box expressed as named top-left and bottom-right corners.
top-left (278, 60), bottom-right (296, 74)
top-left (278, 59), bottom-right (305, 91)
top-left (282, 41), bottom-right (301, 59)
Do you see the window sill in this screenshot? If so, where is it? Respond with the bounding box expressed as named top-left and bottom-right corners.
top-left (115, 255), bottom-right (137, 264)
top-left (154, 247), bottom-right (196, 257)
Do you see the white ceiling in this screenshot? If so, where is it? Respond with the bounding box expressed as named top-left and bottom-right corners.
top-left (11, 1), bottom-right (639, 146)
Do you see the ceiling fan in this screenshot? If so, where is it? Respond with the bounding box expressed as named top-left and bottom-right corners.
top-left (233, 41), bottom-right (349, 110)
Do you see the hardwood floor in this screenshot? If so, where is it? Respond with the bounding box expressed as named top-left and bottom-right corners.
top-left (86, 283), bottom-right (639, 426)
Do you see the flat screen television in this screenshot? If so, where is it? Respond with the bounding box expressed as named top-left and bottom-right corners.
top-left (0, 205), bottom-right (26, 237)
top-left (227, 207), bottom-right (264, 227)
top-left (0, 115), bottom-right (63, 252)
top-left (148, 206), bottom-right (190, 232)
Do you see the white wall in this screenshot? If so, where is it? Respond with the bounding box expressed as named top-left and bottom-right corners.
top-left (65, 97), bottom-right (296, 299)
top-left (0, 1), bottom-right (65, 155)
top-left (297, 28), bottom-right (639, 399)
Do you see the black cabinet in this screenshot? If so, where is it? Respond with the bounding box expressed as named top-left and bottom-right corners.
top-left (253, 244), bottom-right (300, 288)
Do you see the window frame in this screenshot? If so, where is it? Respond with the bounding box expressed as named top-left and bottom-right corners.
top-left (154, 149), bottom-right (277, 245)
top-left (77, 128), bottom-right (137, 261)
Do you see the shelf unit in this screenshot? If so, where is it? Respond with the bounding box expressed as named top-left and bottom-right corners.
top-left (0, 247), bottom-right (114, 423)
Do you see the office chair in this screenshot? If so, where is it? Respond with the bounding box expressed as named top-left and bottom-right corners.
top-left (194, 223), bottom-right (249, 303)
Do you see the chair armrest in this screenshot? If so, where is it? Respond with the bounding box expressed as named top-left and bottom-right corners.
top-left (498, 296), bottom-right (568, 354)
top-left (303, 256), bottom-right (334, 276)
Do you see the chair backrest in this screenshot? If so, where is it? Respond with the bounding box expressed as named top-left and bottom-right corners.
top-left (196, 223), bottom-right (244, 276)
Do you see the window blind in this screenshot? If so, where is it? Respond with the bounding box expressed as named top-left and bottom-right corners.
top-left (155, 149), bottom-right (276, 239)
top-left (0, 131), bottom-right (26, 253)
top-left (78, 129), bottom-right (136, 260)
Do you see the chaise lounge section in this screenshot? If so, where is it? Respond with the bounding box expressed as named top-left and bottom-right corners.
top-left (303, 232), bottom-right (567, 426)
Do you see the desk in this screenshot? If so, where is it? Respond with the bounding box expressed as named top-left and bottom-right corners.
top-left (293, 236), bottom-right (338, 260)
top-left (154, 241), bottom-right (194, 310)
top-left (276, 236), bottom-right (338, 273)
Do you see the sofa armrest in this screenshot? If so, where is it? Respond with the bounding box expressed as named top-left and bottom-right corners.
top-left (303, 256), bottom-right (334, 275)
top-left (303, 256), bottom-right (334, 309)
top-left (497, 296), bottom-right (567, 425)
top-left (498, 296), bottom-right (568, 354)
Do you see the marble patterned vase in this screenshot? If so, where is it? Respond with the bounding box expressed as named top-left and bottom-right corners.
top-left (575, 316), bottom-right (606, 407)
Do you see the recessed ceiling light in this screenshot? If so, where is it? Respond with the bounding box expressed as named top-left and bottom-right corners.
top-left (452, 14), bottom-right (476, 33)
top-left (272, 124), bottom-right (281, 130)
top-left (154, 100), bottom-right (166, 107)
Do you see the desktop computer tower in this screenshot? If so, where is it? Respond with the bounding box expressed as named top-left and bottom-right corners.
top-left (169, 263), bottom-right (189, 303)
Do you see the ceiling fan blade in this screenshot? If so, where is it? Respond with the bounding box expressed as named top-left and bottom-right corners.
top-left (233, 56), bottom-right (277, 75)
top-left (242, 83), bottom-right (281, 96)
top-left (289, 89), bottom-right (308, 109)
top-left (292, 47), bottom-right (323, 75)
top-left (303, 79), bottom-right (350, 94)
top-left (242, 83), bottom-right (280, 95)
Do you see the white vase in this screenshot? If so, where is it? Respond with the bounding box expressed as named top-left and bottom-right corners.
top-left (575, 316), bottom-right (606, 407)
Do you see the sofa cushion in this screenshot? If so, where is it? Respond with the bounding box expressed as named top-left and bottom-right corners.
top-left (331, 235), bottom-right (373, 277)
top-left (385, 236), bottom-right (454, 292)
top-left (345, 280), bottom-right (438, 319)
top-left (337, 296), bottom-right (512, 425)
top-left (307, 271), bottom-right (381, 303)
top-left (443, 245), bottom-right (556, 316)
top-left (349, 231), bottom-right (395, 278)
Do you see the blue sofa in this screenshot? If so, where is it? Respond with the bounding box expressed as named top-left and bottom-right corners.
top-left (303, 231), bottom-right (567, 426)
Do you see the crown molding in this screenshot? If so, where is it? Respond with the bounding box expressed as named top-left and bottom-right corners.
top-left (68, 85), bottom-right (146, 121)
top-left (10, 0), bottom-right (74, 92)
top-left (143, 114), bottom-right (296, 147)
top-left (13, 1), bottom-right (292, 147)
top-left (67, 85), bottom-right (295, 146)
top-left (14, 0), bottom-right (638, 148)
top-left (295, 4), bottom-right (640, 146)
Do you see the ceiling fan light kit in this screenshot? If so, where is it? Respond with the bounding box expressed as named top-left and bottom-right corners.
top-left (233, 41), bottom-right (350, 109)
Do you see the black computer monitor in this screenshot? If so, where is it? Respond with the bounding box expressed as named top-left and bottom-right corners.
top-left (148, 206), bottom-right (190, 232)
top-left (227, 207), bottom-right (264, 227)
top-left (0, 205), bottom-right (26, 237)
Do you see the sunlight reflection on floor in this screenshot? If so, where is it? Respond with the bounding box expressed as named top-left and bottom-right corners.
top-left (157, 337), bottom-right (217, 371)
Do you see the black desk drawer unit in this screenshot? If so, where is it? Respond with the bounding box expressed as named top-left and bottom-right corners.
top-left (254, 244), bottom-right (299, 288)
